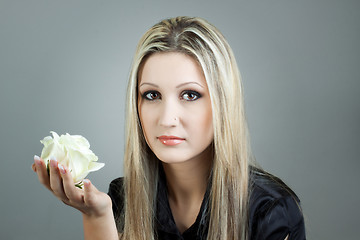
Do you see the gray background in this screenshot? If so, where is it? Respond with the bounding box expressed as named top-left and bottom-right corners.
top-left (1, 0), bottom-right (359, 239)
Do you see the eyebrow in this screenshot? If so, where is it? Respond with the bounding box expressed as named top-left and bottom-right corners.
top-left (139, 82), bottom-right (204, 89)
top-left (139, 82), bottom-right (158, 88)
top-left (176, 82), bottom-right (204, 89)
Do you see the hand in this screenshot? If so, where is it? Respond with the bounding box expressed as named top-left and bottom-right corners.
top-left (32, 155), bottom-right (112, 218)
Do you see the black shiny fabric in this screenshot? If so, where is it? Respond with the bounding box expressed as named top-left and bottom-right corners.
top-left (108, 168), bottom-right (305, 240)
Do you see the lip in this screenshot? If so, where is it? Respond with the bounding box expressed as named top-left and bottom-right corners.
top-left (158, 135), bottom-right (185, 146)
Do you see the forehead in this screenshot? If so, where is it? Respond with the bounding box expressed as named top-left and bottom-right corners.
top-left (138, 52), bottom-right (206, 87)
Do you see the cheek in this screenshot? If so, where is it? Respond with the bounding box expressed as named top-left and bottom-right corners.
top-left (187, 103), bottom-right (213, 140)
top-left (139, 104), bottom-right (156, 142)
top-left (202, 109), bottom-right (213, 138)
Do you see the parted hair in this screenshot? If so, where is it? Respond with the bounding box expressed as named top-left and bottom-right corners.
top-left (121, 16), bottom-right (251, 239)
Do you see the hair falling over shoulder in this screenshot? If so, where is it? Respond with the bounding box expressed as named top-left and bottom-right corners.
top-left (121, 16), bottom-right (251, 240)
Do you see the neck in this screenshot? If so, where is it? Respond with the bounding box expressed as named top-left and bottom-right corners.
top-left (162, 147), bottom-right (212, 205)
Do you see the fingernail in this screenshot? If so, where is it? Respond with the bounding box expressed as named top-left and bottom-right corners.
top-left (58, 165), bottom-right (66, 174)
top-left (34, 155), bottom-right (41, 165)
top-left (50, 157), bottom-right (57, 167)
top-left (83, 179), bottom-right (90, 185)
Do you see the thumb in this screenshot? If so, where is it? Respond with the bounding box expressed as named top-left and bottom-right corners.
top-left (82, 179), bottom-right (110, 217)
top-left (83, 179), bottom-right (99, 206)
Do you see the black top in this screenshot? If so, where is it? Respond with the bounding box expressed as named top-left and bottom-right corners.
top-left (108, 168), bottom-right (305, 240)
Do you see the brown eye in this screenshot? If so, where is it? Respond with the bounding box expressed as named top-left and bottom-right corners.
top-left (182, 90), bottom-right (201, 101)
top-left (143, 91), bottom-right (161, 100)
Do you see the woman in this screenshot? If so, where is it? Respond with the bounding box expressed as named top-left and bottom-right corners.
top-left (32, 16), bottom-right (305, 239)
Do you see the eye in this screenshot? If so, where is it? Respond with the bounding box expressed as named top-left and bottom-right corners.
top-left (142, 91), bottom-right (161, 101)
top-left (182, 90), bottom-right (201, 101)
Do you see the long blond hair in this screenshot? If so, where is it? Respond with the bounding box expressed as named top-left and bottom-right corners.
top-left (121, 16), bottom-right (251, 239)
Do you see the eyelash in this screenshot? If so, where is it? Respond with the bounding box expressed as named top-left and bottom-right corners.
top-left (141, 90), bottom-right (202, 101)
top-left (182, 90), bottom-right (202, 101)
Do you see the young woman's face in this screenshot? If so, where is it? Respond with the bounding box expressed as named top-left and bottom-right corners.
top-left (138, 52), bottom-right (214, 165)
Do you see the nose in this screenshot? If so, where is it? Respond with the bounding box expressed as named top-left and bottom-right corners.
top-left (159, 98), bottom-right (179, 127)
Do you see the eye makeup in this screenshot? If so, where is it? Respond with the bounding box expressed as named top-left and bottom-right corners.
top-left (140, 89), bottom-right (202, 102)
top-left (181, 90), bottom-right (202, 101)
top-left (141, 90), bottom-right (161, 101)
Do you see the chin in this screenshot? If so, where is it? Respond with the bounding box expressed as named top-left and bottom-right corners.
top-left (155, 150), bottom-right (206, 166)
top-left (156, 155), bottom-right (189, 164)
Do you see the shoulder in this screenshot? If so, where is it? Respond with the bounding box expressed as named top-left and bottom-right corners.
top-left (108, 177), bottom-right (124, 192)
top-left (249, 168), bottom-right (306, 240)
top-left (108, 177), bottom-right (125, 222)
top-left (108, 177), bottom-right (124, 201)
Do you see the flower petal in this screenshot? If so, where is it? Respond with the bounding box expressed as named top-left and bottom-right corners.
top-left (39, 131), bottom-right (104, 184)
top-left (88, 162), bottom-right (105, 172)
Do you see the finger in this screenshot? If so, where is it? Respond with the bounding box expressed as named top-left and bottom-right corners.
top-left (83, 180), bottom-right (112, 217)
top-left (31, 163), bottom-right (36, 172)
top-left (34, 155), bottom-right (51, 190)
top-left (59, 164), bottom-right (83, 203)
top-left (49, 158), bottom-right (67, 200)
top-left (83, 179), bottom-right (99, 207)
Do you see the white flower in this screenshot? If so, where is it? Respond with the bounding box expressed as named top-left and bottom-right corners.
top-left (40, 131), bottom-right (104, 186)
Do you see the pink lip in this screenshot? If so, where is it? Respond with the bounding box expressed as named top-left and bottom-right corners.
top-left (158, 135), bottom-right (185, 146)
